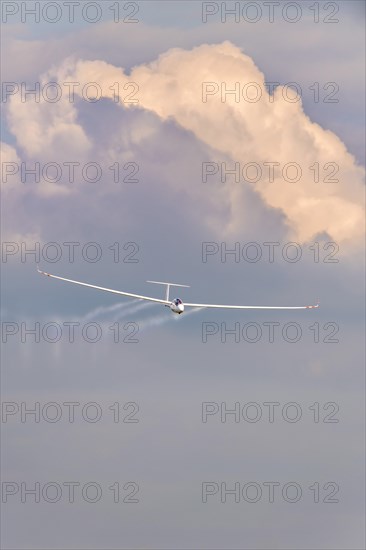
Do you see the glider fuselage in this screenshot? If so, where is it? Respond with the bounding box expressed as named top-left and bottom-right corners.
top-left (168, 298), bottom-right (184, 314)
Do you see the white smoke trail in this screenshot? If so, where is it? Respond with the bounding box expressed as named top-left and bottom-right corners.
top-left (137, 307), bottom-right (204, 331)
top-left (53, 299), bottom-right (201, 337)
top-left (113, 300), bottom-right (154, 321)
top-left (79, 299), bottom-right (141, 323)
top-left (78, 299), bottom-right (156, 324)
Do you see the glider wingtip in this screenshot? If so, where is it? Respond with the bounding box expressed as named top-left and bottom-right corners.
top-left (306, 302), bottom-right (320, 309)
top-left (37, 265), bottom-right (49, 276)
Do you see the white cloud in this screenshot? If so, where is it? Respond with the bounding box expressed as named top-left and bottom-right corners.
top-left (6, 62), bottom-right (92, 160)
top-left (57, 42), bottom-right (364, 246)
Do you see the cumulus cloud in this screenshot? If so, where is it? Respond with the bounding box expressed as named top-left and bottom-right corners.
top-left (3, 42), bottom-right (365, 248)
top-left (55, 41), bottom-right (364, 246)
top-left (1, 142), bottom-right (43, 241)
top-left (1, 141), bottom-right (20, 183)
top-left (6, 62), bottom-right (92, 159)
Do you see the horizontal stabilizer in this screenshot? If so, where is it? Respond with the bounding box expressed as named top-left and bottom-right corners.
top-left (146, 280), bottom-right (190, 301)
top-left (146, 281), bottom-right (190, 288)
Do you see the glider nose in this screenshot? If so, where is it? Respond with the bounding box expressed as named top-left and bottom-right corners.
top-left (178, 303), bottom-right (184, 313)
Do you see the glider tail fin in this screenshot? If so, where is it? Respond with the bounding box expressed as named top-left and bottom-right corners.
top-left (146, 281), bottom-right (190, 302)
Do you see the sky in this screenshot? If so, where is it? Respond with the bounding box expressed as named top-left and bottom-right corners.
top-left (1, 1), bottom-right (365, 549)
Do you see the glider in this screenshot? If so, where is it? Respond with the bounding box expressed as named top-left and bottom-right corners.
top-left (37, 267), bottom-right (319, 315)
